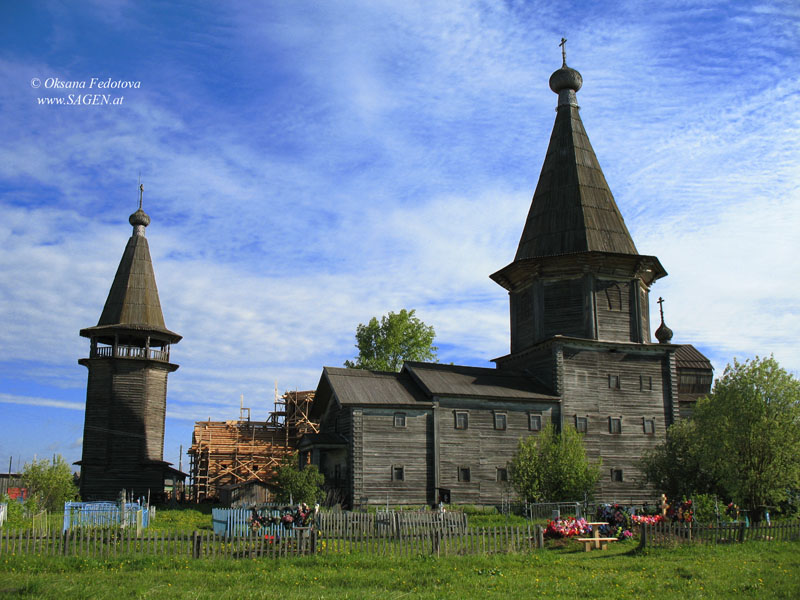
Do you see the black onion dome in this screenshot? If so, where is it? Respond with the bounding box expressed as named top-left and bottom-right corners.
top-left (129, 208), bottom-right (151, 228)
top-left (549, 65), bottom-right (583, 94)
top-left (655, 321), bottom-right (674, 344)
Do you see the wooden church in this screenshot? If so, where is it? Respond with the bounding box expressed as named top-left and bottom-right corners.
top-left (77, 189), bottom-right (185, 501)
top-left (300, 55), bottom-right (713, 508)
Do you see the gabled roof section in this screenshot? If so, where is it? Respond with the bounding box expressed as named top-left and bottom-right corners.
top-left (82, 207), bottom-right (180, 342)
top-left (675, 345), bottom-right (713, 370)
top-left (515, 67), bottom-right (638, 261)
top-left (403, 361), bottom-right (558, 400)
top-left (310, 367), bottom-right (430, 419)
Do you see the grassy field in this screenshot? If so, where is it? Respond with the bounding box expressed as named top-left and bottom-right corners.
top-left (1, 539), bottom-right (797, 599)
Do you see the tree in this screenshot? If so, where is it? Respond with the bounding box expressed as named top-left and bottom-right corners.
top-left (640, 419), bottom-right (716, 500)
top-left (344, 309), bottom-right (437, 372)
top-left (692, 356), bottom-right (800, 516)
top-left (275, 453), bottom-right (325, 505)
top-left (509, 425), bottom-right (601, 503)
top-left (22, 455), bottom-right (79, 511)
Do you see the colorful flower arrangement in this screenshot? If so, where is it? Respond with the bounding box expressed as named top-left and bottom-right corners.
top-left (665, 499), bottom-right (693, 523)
top-left (725, 502), bottom-right (740, 521)
top-left (595, 504), bottom-right (633, 540)
top-left (631, 514), bottom-right (665, 526)
top-left (544, 517), bottom-right (591, 539)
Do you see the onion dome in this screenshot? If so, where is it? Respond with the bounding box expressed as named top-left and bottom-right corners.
top-left (129, 208), bottom-right (150, 228)
top-left (129, 183), bottom-right (150, 236)
top-left (655, 297), bottom-right (673, 344)
top-left (655, 321), bottom-right (673, 344)
top-left (549, 66), bottom-right (583, 94)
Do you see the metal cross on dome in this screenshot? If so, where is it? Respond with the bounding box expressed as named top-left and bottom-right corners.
top-left (559, 37), bottom-right (567, 66)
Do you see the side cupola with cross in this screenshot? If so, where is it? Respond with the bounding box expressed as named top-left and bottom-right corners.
top-left (77, 185), bottom-right (182, 500)
top-left (491, 43), bottom-right (666, 352)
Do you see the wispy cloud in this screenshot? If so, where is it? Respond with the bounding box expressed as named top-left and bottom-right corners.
top-left (0, 393), bottom-right (84, 411)
top-left (1, 1), bottom-right (798, 466)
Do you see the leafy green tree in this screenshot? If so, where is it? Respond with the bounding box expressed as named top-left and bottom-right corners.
top-left (22, 455), bottom-right (79, 511)
top-left (509, 424), bottom-right (601, 502)
top-left (692, 356), bottom-right (800, 516)
top-left (275, 454), bottom-right (325, 505)
top-left (344, 309), bottom-right (437, 372)
top-left (640, 419), bottom-right (715, 500)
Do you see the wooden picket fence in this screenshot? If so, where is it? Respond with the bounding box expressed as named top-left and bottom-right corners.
top-left (0, 524), bottom-right (544, 559)
top-left (639, 521), bottom-right (800, 548)
top-left (317, 511), bottom-right (468, 538)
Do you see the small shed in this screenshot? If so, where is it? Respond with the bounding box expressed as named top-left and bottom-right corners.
top-left (218, 479), bottom-right (279, 508)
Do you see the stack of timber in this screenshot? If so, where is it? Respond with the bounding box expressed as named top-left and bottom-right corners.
top-left (188, 391), bottom-right (318, 501)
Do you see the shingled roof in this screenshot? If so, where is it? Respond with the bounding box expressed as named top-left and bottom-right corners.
top-left (81, 205), bottom-right (180, 343)
top-left (675, 344), bottom-right (713, 370)
top-left (310, 367), bottom-right (430, 419)
top-left (404, 362), bottom-right (557, 400)
top-left (515, 64), bottom-right (638, 261)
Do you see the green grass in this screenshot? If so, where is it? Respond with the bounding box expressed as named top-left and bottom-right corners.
top-left (1, 540), bottom-right (797, 599)
top-left (149, 505), bottom-right (213, 532)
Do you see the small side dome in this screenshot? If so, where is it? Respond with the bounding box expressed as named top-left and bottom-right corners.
top-left (129, 208), bottom-right (151, 228)
top-left (549, 65), bottom-right (583, 94)
top-left (655, 321), bottom-right (673, 344)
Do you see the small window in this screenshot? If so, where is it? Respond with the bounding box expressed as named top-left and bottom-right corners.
top-left (608, 375), bottom-right (620, 389)
top-left (575, 416), bottom-right (588, 433)
top-left (458, 467), bottom-right (471, 483)
top-left (611, 469), bottom-right (624, 482)
top-left (494, 412), bottom-right (507, 431)
top-left (529, 413), bottom-right (542, 431)
top-left (609, 417), bottom-right (622, 434)
top-left (394, 412), bottom-right (406, 428)
top-left (640, 375), bottom-right (653, 391)
top-left (455, 411), bottom-right (469, 430)
top-left (643, 418), bottom-right (655, 434)
top-left (496, 467), bottom-right (508, 482)
top-left (392, 466), bottom-right (404, 481)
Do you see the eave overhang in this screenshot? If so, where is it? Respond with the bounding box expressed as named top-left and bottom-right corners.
top-left (490, 251), bottom-right (666, 292)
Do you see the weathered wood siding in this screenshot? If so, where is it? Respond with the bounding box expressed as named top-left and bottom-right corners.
top-left (80, 358), bottom-right (173, 500)
top-left (542, 278), bottom-right (584, 339)
top-left (510, 284), bottom-right (535, 352)
top-left (559, 346), bottom-right (669, 503)
top-left (595, 279), bottom-right (631, 342)
top-left (359, 408), bottom-right (432, 506)
top-left (436, 398), bottom-right (558, 505)
top-left (495, 345), bottom-right (559, 392)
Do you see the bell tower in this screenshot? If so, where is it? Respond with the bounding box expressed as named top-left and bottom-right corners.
top-left (491, 50), bottom-right (666, 352)
top-left (77, 186), bottom-right (181, 500)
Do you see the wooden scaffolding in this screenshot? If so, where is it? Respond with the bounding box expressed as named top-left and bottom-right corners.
top-left (188, 390), bottom-right (318, 501)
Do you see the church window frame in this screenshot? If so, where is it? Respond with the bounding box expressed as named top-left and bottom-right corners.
top-left (643, 418), bottom-right (655, 435)
top-left (611, 469), bottom-right (624, 482)
top-left (528, 412), bottom-right (542, 431)
top-left (608, 374), bottom-right (621, 389)
top-left (394, 412), bottom-right (406, 428)
top-left (493, 412), bottom-right (507, 431)
top-left (496, 467), bottom-right (508, 482)
top-left (392, 465), bottom-right (405, 482)
top-left (640, 375), bottom-right (653, 391)
top-left (609, 417), bottom-right (622, 434)
top-left (455, 411), bottom-right (469, 430)
top-left (575, 416), bottom-right (588, 433)
top-left (458, 466), bottom-right (471, 483)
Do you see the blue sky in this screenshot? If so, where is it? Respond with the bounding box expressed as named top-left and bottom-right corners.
top-left (1, 1), bottom-right (798, 473)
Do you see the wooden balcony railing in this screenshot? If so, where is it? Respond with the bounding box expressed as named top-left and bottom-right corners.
top-left (91, 345), bottom-right (170, 362)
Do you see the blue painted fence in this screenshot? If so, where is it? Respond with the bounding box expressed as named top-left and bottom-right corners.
top-left (212, 507), bottom-right (300, 539)
top-left (63, 501), bottom-right (149, 532)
